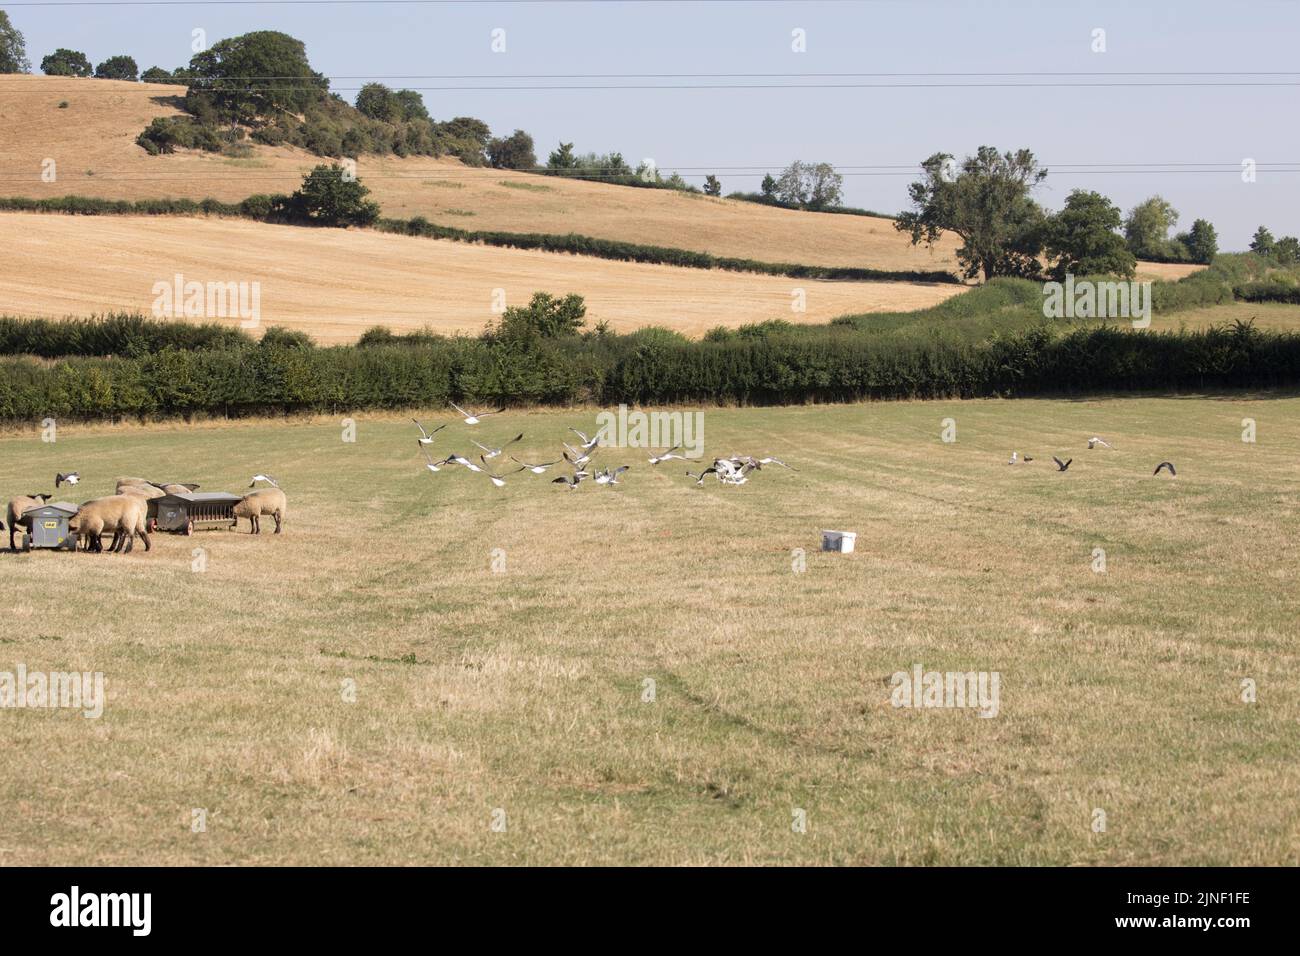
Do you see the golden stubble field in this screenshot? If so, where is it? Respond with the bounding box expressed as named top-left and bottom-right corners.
top-left (0, 73), bottom-right (963, 272)
top-left (1, 398), bottom-right (1297, 865)
top-left (0, 212), bottom-right (964, 341)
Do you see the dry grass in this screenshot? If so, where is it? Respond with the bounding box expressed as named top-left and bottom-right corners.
top-left (0, 74), bottom-right (962, 272)
top-left (1, 398), bottom-right (1297, 865)
top-left (0, 212), bottom-right (962, 342)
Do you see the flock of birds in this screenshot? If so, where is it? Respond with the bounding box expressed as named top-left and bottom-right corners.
top-left (411, 403), bottom-right (795, 490)
top-left (1008, 437), bottom-right (1177, 476)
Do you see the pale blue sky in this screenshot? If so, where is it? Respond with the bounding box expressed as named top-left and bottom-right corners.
top-left (7, 0), bottom-right (1299, 247)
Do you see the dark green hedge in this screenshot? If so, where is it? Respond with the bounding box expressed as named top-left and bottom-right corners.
top-left (3, 322), bottom-right (1297, 421)
top-left (0, 313), bottom-right (252, 357)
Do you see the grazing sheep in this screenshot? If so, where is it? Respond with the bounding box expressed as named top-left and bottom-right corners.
top-left (69, 495), bottom-right (151, 554)
top-left (233, 488), bottom-right (287, 534)
top-left (6, 494), bottom-right (52, 550)
top-left (160, 483), bottom-right (200, 496)
top-left (117, 480), bottom-right (164, 500)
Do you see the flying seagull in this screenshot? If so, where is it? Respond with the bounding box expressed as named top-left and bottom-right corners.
top-left (1088, 437), bottom-right (1114, 450)
top-left (471, 433), bottom-right (524, 460)
top-left (1154, 461), bottom-right (1177, 477)
top-left (1052, 456), bottom-right (1072, 472)
top-left (648, 445), bottom-right (687, 465)
top-left (443, 453), bottom-right (484, 473)
top-left (484, 466), bottom-right (525, 488)
top-left (563, 444), bottom-right (598, 469)
top-left (249, 474), bottom-right (279, 488)
top-left (568, 428), bottom-right (600, 451)
top-left (419, 445), bottom-right (448, 473)
top-left (552, 473), bottom-right (588, 490)
top-left (687, 467), bottom-right (719, 485)
top-left (510, 456), bottom-right (562, 474)
top-left (594, 466), bottom-right (631, 485)
top-left (412, 419), bottom-right (447, 445)
top-left (450, 402), bottom-right (504, 426)
top-left (55, 472), bottom-right (80, 487)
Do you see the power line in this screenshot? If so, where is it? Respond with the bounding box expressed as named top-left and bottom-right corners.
top-left (8, 81), bottom-right (1300, 91)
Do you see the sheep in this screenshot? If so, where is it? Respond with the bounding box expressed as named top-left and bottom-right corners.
top-left (233, 488), bottom-right (287, 534)
top-left (159, 483), bottom-right (200, 496)
top-left (69, 495), bottom-right (151, 554)
top-left (6, 494), bottom-right (52, 550)
top-left (117, 480), bottom-right (165, 500)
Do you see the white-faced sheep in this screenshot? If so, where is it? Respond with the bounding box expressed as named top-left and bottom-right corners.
top-left (69, 495), bottom-right (151, 553)
top-left (7, 494), bottom-right (53, 550)
top-left (233, 488), bottom-right (287, 534)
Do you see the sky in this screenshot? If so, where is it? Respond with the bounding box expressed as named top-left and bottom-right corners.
top-left (5, 0), bottom-right (1299, 249)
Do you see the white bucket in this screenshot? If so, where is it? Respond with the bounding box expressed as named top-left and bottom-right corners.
top-left (821, 530), bottom-right (857, 553)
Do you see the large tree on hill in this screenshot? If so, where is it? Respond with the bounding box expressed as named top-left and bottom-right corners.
top-left (95, 55), bottom-right (138, 81)
top-left (1249, 226), bottom-right (1276, 257)
top-left (487, 129), bottom-right (536, 170)
top-left (1178, 218), bottom-right (1218, 264)
top-left (41, 48), bottom-right (91, 77)
top-left (355, 82), bottom-right (402, 123)
top-left (896, 146), bottom-right (1048, 281)
top-left (1044, 189), bottom-right (1135, 280)
top-left (289, 164), bottom-right (380, 227)
top-left (1123, 196), bottom-right (1179, 259)
top-left (394, 89), bottom-right (428, 122)
top-left (187, 31), bottom-right (327, 124)
top-left (773, 161), bottom-right (843, 210)
top-left (0, 10), bottom-right (30, 73)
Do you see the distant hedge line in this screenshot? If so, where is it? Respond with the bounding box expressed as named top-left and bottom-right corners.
top-left (0, 313), bottom-right (251, 358)
top-left (0, 194), bottom-right (960, 285)
top-left (3, 323), bottom-right (1297, 421)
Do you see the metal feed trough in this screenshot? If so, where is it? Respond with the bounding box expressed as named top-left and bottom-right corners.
top-left (150, 492), bottom-right (243, 535)
top-left (20, 501), bottom-right (79, 552)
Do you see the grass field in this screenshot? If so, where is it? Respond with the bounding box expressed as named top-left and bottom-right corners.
top-left (0, 212), bottom-right (964, 341)
top-left (2, 397), bottom-right (1297, 865)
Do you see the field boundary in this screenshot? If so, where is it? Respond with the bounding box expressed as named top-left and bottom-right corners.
top-left (0, 195), bottom-right (962, 286)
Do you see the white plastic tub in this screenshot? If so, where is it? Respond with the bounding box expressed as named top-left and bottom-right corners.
top-left (821, 530), bottom-right (857, 553)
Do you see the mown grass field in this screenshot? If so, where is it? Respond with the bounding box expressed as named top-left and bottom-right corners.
top-left (2, 397), bottom-right (1297, 865)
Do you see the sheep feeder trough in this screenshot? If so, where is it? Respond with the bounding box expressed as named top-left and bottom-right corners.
top-left (20, 501), bottom-right (79, 552)
top-left (150, 492), bottom-right (244, 536)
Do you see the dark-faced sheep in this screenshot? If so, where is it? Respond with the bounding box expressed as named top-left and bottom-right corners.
top-left (69, 495), bottom-right (151, 554)
top-left (7, 494), bottom-right (52, 550)
top-left (233, 488), bottom-right (287, 534)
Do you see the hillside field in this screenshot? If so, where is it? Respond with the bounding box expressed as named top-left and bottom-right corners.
top-left (1, 398), bottom-right (1297, 865)
top-left (0, 212), bottom-right (963, 341)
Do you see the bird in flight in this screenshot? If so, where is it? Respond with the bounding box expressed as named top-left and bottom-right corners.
top-left (1153, 461), bottom-right (1177, 476)
top-left (594, 466), bottom-right (631, 485)
top-left (568, 428), bottom-right (600, 451)
top-left (55, 472), bottom-right (80, 487)
top-left (412, 419), bottom-right (446, 445)
top-left (443, 454), bottom-right (484, 473)
top-left (1052, 457), bottom-right (1072, 472)
top-left (510, 456), bottom-right (562, 474)
top-left (419, 445), bottom-right (449, 473)
top-left (450, 402), bottom-right (504, 425)
top-left (1088, 437), bottom-right (1114, 450)
top-left (471, 434), bottom-right (524, 460)
top-left (249, 474), bottom-right (279, 488)
top-left (552, 473), bottom-right (589, 490)
top-left (648, 445), bottom-right (687, 465)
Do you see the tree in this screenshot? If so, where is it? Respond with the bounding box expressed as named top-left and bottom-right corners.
top-left (1249, 226), bottom-right (1276, 257)
top-left (487, 129), bottom-right (536, 170)
top-left (394, 89), bottom-right (428, 122)
top-left (773, 161), bottom-right (843, 209)
top-left (547, 141), bottom-right (578, 170)
top-left (895, 146), bottom-right (1048, 281)
top-left (1274, 236), bottom-right (1300, 265)
top-left (187, 31), bottom-right (327, 124)
top-left (493, 292), bottom-right (586, 343)
top-left (1179, 218), bottom-right (1218, 264)
top-left (759, 173), bottom-right (777, 199)
top-left (0, 10), bottom-right (30, 74)
top-left (355, 82), bottom-right (402, 122)
top-left (703, 175), bottom-right (722, 197)
top-left (94, 55), bottom-right (138, 81)
top-left (1044, 189), bottom-right (1135, 280)
top-left (141, 65), bottom-right (192, 85)
top-left (289, 164), bottom-right (380, 227)
top-left (41, 48), bottom-right (92, 77)
top-left (1123, 196), bottom-right (1179, 259)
